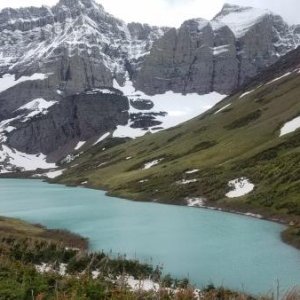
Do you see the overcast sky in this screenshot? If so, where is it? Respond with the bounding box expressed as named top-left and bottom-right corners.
top-left (0, 0), bottom-right (299, 27)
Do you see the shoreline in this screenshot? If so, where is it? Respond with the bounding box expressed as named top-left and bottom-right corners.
top-left (0, 175), bottom-right (299, 251)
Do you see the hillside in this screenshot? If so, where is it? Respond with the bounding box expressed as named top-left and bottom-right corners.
top-left (56, 47), bottom-right (300, 246)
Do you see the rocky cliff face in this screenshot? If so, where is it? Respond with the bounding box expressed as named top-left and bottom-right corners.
top-left (135, 4), bottom-right (300, 95)
top-left (0, 0), bottom-right (167, 95)
top-left (0, 1), bottom-right (299, 173)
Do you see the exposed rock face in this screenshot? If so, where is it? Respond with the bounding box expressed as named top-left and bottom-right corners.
top-left (5, 92), bottom-right (128, 157)
top-left (0, 0), bottom-right (167, 96)
top-left (0, 0), bottom-right (166, 167)
top-left (134, 4), bottom-right (300, 95)
top-left (130, 99), bottom-right (154, 111)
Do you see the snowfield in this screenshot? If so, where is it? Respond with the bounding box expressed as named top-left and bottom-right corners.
top-left (226, 177), bottom-right (255, 198)
top-left (213, 6), bottom-right (271, 38)
top-left (0, 73), bottom-right (50, 93)
top-left (17, 98), bottom-right (57, 121)
top-left (113, 78), bottom-right (226, 138)
top-left (280, 116), bottom-right (300, 136)
top-left (0, 144), bottom-right (56, 173)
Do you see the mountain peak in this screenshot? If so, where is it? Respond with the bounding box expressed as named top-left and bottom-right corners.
top-left (221, 3), bottom-right (250, 12)
top-left (213, 3), bottom-right (272, 38)
top-left (57, 0), bottom-right (101, 9)
top-left (216, 3), bottom-right (270, 17)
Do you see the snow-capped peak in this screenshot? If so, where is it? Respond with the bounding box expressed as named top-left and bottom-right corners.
top-left (57, 0), bottom-right (101, 9)
top-left (213, 4), bottom-right (272, 38)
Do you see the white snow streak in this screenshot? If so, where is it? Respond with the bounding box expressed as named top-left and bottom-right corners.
top-left (75, 141), bottom-right (86, 150)
top-left (214, 103), bottom-right (231, 114)
top-left (93, 132), bottom-right (110, 145)
top-left (266, 72), bottom-right (292, 85)
top-left (143, 159), bottom-right (163, 170)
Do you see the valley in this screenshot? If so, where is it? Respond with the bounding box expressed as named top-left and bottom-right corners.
top-left (0, 0), bottom-right (299, 298)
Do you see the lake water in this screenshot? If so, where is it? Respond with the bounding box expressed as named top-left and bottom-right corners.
top-left (0, 179), bottom-right (299, 295)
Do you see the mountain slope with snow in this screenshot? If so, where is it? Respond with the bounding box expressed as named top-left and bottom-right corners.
top-left (57, 46), bottom-right (300, 228)
top-left (0, 0), bottom-right (299, 174)
top-left (135, 4), bottom-right (300, 95)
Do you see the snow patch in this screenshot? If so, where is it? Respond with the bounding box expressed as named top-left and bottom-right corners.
top-left (266, 72), bottom-right (292, 85)
top-left (226, 177), bottom-right (254, 198)
top-left (113, 78), bottom-right (226, 139)
top-left (143, 159), bottom-right (163, 170)
top-left (177, 179), bottom-right (198, 185)
top-left (86, 88), bottom-right (115, 95)
top-left (245, 212), bottom-right (263, 219)
top-left (75, 141), bottom-right (86, 150)
top-left (17, 98), bottom-right (57, 121)
top-left (92, 270), bottom-right (100, 279)
top-left (213, 45), bottom-right (230, 56)
top-left (213, 6), bottom-right (271, 38)
top-left (0, 145), bottom-right (56, 173)
top-left (185, 169), bottom-right (199, 174)
top-left (113, 125), bottom-right (148, 139)
top-left (186, 197), bottom-right (205, 207)
top-left (280, 116), bottom-right (300, 136)
top-left (0, 73), bottom-right (50, 93)
top-left (214, 103), bottom-right (231, 114)
top-left (239, 89), bottom-right (255, 99)
top-left (119, 276), bottom-right (159, 292)
top-left (94, 132), bottom-right (110, 145)
top-left (139, 179), bottom-right (149, 183)
top-left (44, 169), bottom-right (65, 179)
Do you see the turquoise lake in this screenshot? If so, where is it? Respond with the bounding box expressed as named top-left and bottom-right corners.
top-left (0, 179), bottom-right (299, 295)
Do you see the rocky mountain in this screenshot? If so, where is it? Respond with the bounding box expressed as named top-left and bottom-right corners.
top-left (135, 4), bottom-right (300, 95)
top-left (0, 0), bottom-right (166, 93)
top-left (0, 0), bottom-right (299, 173)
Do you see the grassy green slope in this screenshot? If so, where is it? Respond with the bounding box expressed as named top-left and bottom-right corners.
top-left (57, 49), bottom-right (300, 228)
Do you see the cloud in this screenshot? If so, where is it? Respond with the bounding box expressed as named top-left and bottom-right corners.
top-left (100, 0), bottom-right (224, 27)
top-left (0, 0), bottom-right (298, 27)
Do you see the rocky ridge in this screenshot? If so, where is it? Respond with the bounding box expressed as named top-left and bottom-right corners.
top-left (135, 4), bottom-right (300, 95)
